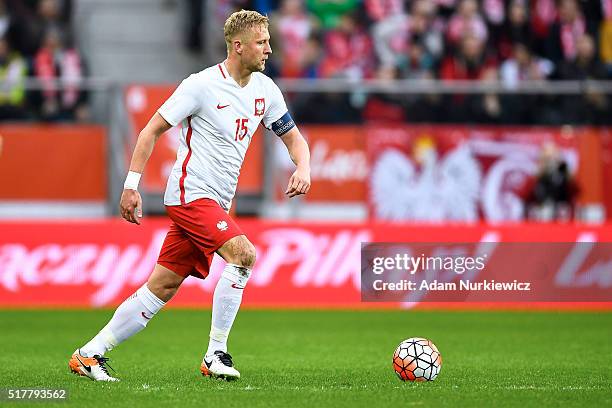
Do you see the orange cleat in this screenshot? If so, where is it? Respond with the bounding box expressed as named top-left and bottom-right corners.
top-left (69, 349), bottom-right (119, 382)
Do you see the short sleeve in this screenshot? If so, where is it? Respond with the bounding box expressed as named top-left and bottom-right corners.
top-left (262, 80), bottom-right (289, 129)
top-left (157, 75), bottom-right (201, 126)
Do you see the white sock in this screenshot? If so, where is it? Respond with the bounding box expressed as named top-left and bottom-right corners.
top-left (206, 264), bottom-right (251, 357)
top-left (80, 284), bottom-right (165, 357)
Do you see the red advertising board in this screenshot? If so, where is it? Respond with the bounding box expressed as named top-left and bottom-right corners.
top-left (277, 125), bottom-right (367, 202)
top-left (0, 125), bottom-right (107, 200)
top-left (0, 219), bottom-right (611, 308)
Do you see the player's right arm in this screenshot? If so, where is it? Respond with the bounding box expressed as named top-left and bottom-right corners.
top-left (120, 74), bottom-right (201, 224)
top-left (120, 112), bottom-right (172, 225)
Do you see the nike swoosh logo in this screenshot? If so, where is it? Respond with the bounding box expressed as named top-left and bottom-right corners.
top-left (231, 284), bottom-right (244, 290)
top-left (141, 311), bottom-right (151, 320)
top-left (75, 354), bottom-right (92, 373)
top-left (217, 104), bottom-right (230, 109)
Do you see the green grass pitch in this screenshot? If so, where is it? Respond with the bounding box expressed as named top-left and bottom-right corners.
top-left (0, 309), bottom-right (611, 407)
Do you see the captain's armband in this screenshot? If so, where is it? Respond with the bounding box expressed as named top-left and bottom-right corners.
top-left (270, 112), bottom-right (295, 136)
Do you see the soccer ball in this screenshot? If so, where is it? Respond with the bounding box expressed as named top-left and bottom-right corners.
top-left (392, 337), bottom-right (442, 382)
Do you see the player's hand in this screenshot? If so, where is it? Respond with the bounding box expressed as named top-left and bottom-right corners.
top-left (285, 167), bottom-right (311, 198)
top-left (120, 189), bottom-right (143, 225)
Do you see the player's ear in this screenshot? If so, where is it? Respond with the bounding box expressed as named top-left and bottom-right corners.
top-left (233, 39), bottom-right (242, 55)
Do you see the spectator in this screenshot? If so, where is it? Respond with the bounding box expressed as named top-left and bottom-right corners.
top-left (367, 0), bottom-right (408, 68)
top-left (319, 12), bottom-right (374, 79)
top-left (0, 0), bottom-right (30, 57)
top-left (12, 0), bottom-right (73, 57)
top-left (500, 42), bottom-right (553, 88)
top-left (557, 33), bottom-right (609, 123)
top-left (271, 0), bottom-right (319, 78)
top-left (0, 36), bottom-right (27, 120)
top-left (482, 0), bottom-right (505, 52)
top-left (499, 42), bottom-right (555, 123)
top-left (398, 33), bottom-right (436, 79)
top-left (545, 0), bottom-right (589, 63)
top-left (33, 27), bottom-right (88, 121)
top-left (440, 34), bottom-right (496, 81)
top-left (497, 0), bottom-right (533, 60)
top-left (373, 0), bottom-right (443, 71)
top-left (530, 0), bottom-right (557, 42)
top-left (446, 0), bottom-right (488, 46)
top-left (440, 34), bottom-right (497, 121)
top-left (35, 0), bottom-right (72, 47)
top-left (300, 33), bottom-right (324, 78)
top-left (557, 34), bottom-right (607, 79)
top-left (408, 0), bottom-right (444, 65)
top-left (482, 0), bottom-right (504, 28)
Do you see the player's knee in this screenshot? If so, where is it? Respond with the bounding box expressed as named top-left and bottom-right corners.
top-left (219, 236), bottom-right (257, 268)
top-left (227, 239), bottom-right (256, 268)
top-left (237, 242), bottom-right (256, 268)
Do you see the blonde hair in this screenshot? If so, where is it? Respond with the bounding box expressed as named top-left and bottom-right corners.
top-left (224, 10), bottom-right (269, 52)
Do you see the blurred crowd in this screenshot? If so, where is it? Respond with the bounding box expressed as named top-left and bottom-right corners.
top-left (2, 0), bottom-right (612, 124)
top-left (223, 0), bottom-right (612, 124)
top-left (0, 0), bottom-right (88, 122)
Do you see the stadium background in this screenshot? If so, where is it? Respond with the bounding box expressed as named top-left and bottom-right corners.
top-left (0, 0), bottom-right (611, 407)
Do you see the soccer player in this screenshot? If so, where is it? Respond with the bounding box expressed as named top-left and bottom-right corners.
top-left (69, 10), bottom-right (310, 382)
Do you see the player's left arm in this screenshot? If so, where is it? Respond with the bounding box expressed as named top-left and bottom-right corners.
top-left (280, 127), bottom-right (311, 198)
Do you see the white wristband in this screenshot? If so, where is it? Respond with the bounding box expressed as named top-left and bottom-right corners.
top-left (124, 171), bottom-right (141, 190)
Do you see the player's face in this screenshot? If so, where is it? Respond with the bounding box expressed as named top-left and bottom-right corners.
top-left (241, 25), bottom-right (272, 72)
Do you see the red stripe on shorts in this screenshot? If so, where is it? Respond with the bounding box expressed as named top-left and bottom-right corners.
top-left (179, 116), bottom-right (193, 205)
top-left (218, 64), bottom-right (226, 79)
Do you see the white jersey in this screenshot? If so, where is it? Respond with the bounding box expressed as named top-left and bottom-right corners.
top-left (158, 62), bottom-right (290, 209)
